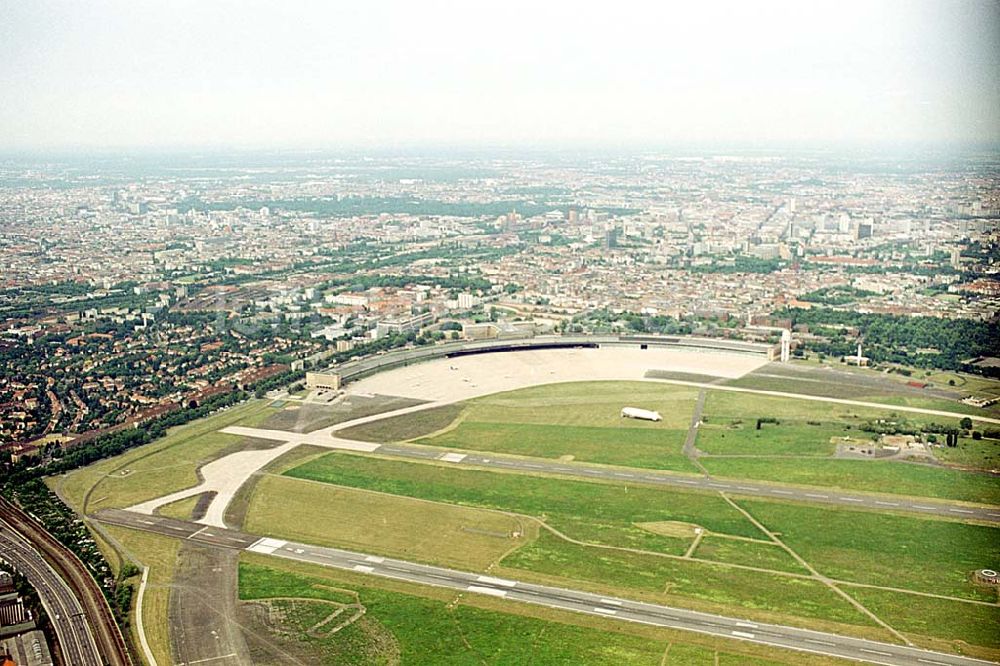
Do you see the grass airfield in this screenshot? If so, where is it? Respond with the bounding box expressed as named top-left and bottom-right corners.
top-left (51, 350), bottom-right (1000, 665)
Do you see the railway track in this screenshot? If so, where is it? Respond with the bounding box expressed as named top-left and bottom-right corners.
top-left (0, 497), bottom-right (132, 666)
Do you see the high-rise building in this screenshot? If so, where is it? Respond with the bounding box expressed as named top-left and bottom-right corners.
top-left (605, 227), bottom-right (618, 249)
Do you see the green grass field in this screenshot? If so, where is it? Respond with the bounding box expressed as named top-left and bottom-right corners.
top-left (702, 390), bottom-right (964, 429)
top-left (336, 403), bottom-right (464, 442)
top-left (424, 421), bottom-right (696, 471)
top-left (281, 455), bottom-right (901, 633)
top-left (239, 559), bottom-right (667, 664)
top-left (932, 435), bottom-right (1000, 472)
top-left (736, 499), bottom-right (1000, 601)
top-left (695, 422), bottom-right (848, 457)
top-left (58, 399), bottom-right (278, 513)
top-left (238, 556), bottom-right (842, 665)
top-left (156, 493), bottom-right (205, 520)
top-left (54, 375), bottom-right (1000, 662)
top-left (103, 526), bottom-right (179, 666)
top-left (691, 536), bottom-right (807, 573)
top-left (702, 457), bottom-right (1000, 504)
top-left (465, 381), bottom-right (699, 429)
top-left (281, 452), bottom-right (1000, 646)
top-left (348, 381), bottom-right (702, 472)
top-left (724, 376), bottom-right (995, 419)
top-left (844, 586), bottom-right (1000, 655)
top-left (689, 384), bottom-right (1000, 502)
top-left (244, 474), bottom-right (531, 570)
top-left (499, 530), bottom-right (876, 629)
top-left (285, 453), bottom-right (766, 550)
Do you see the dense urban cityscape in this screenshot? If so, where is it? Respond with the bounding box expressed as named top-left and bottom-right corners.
top-left (2, 2), bottom-right (999, 665)
top-left (2, 153), bottom-right (998, 457)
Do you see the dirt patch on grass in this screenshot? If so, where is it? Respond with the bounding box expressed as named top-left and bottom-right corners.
top-left (634, 521), bottom-right (703, 539)
top-left (263, 395), bottom-right (426, 433)
top-left (338, 403), bottom-right (464, 443)
top-left (238, 596), bottom-right (400, 665)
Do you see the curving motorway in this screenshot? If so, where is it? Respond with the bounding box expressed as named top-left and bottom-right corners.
top-left (0, 498), bottom-right (132, 666)
top-left (0, 521), bottom-right (102, 666)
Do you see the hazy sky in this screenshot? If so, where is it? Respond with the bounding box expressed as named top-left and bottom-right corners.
top-left (1, 0), bottom-right (998, 151)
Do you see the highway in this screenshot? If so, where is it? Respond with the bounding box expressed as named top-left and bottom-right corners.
top-left (0, 519), bottom-right (103, 666)
top-left (94, 508), bottom-right (996, 666)
top-left (369, 442), bottom-right (1000, 524)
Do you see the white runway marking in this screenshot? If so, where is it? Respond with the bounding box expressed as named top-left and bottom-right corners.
top-left (439, 452), bottom-right (467, 463)
top-left (467, 585), bottom-right (507, 597)
top-left (477, 575), bottom-right (516, 587)
top-left (861, 648), bottom-right (892, 657)
top-left (246, 538), bottom-right (286, 555)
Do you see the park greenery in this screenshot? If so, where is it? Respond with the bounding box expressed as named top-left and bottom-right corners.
top-left (782, 307), bottom-right (999, 371)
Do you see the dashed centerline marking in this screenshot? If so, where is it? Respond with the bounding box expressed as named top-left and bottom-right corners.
top-left (860, 649), bottom-right (892, 657)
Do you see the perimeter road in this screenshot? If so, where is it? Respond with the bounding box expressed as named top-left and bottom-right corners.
top-left (94, 509), bottom-right (997, 666)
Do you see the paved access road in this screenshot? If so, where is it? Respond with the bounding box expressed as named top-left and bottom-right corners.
top-left (94, 509), bottom-right (996, 666)
top-left (0, 521), bottom-right (103, 666)
top-left (374, 443), bottom-right (1000, 524)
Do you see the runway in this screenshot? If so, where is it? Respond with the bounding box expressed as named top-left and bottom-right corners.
top-left (375, 443), bottom-right (1000, 524)
top-left (0, 520), bottom-right (103, 666)
top-left (93, 508), bottom-right (995, 666)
